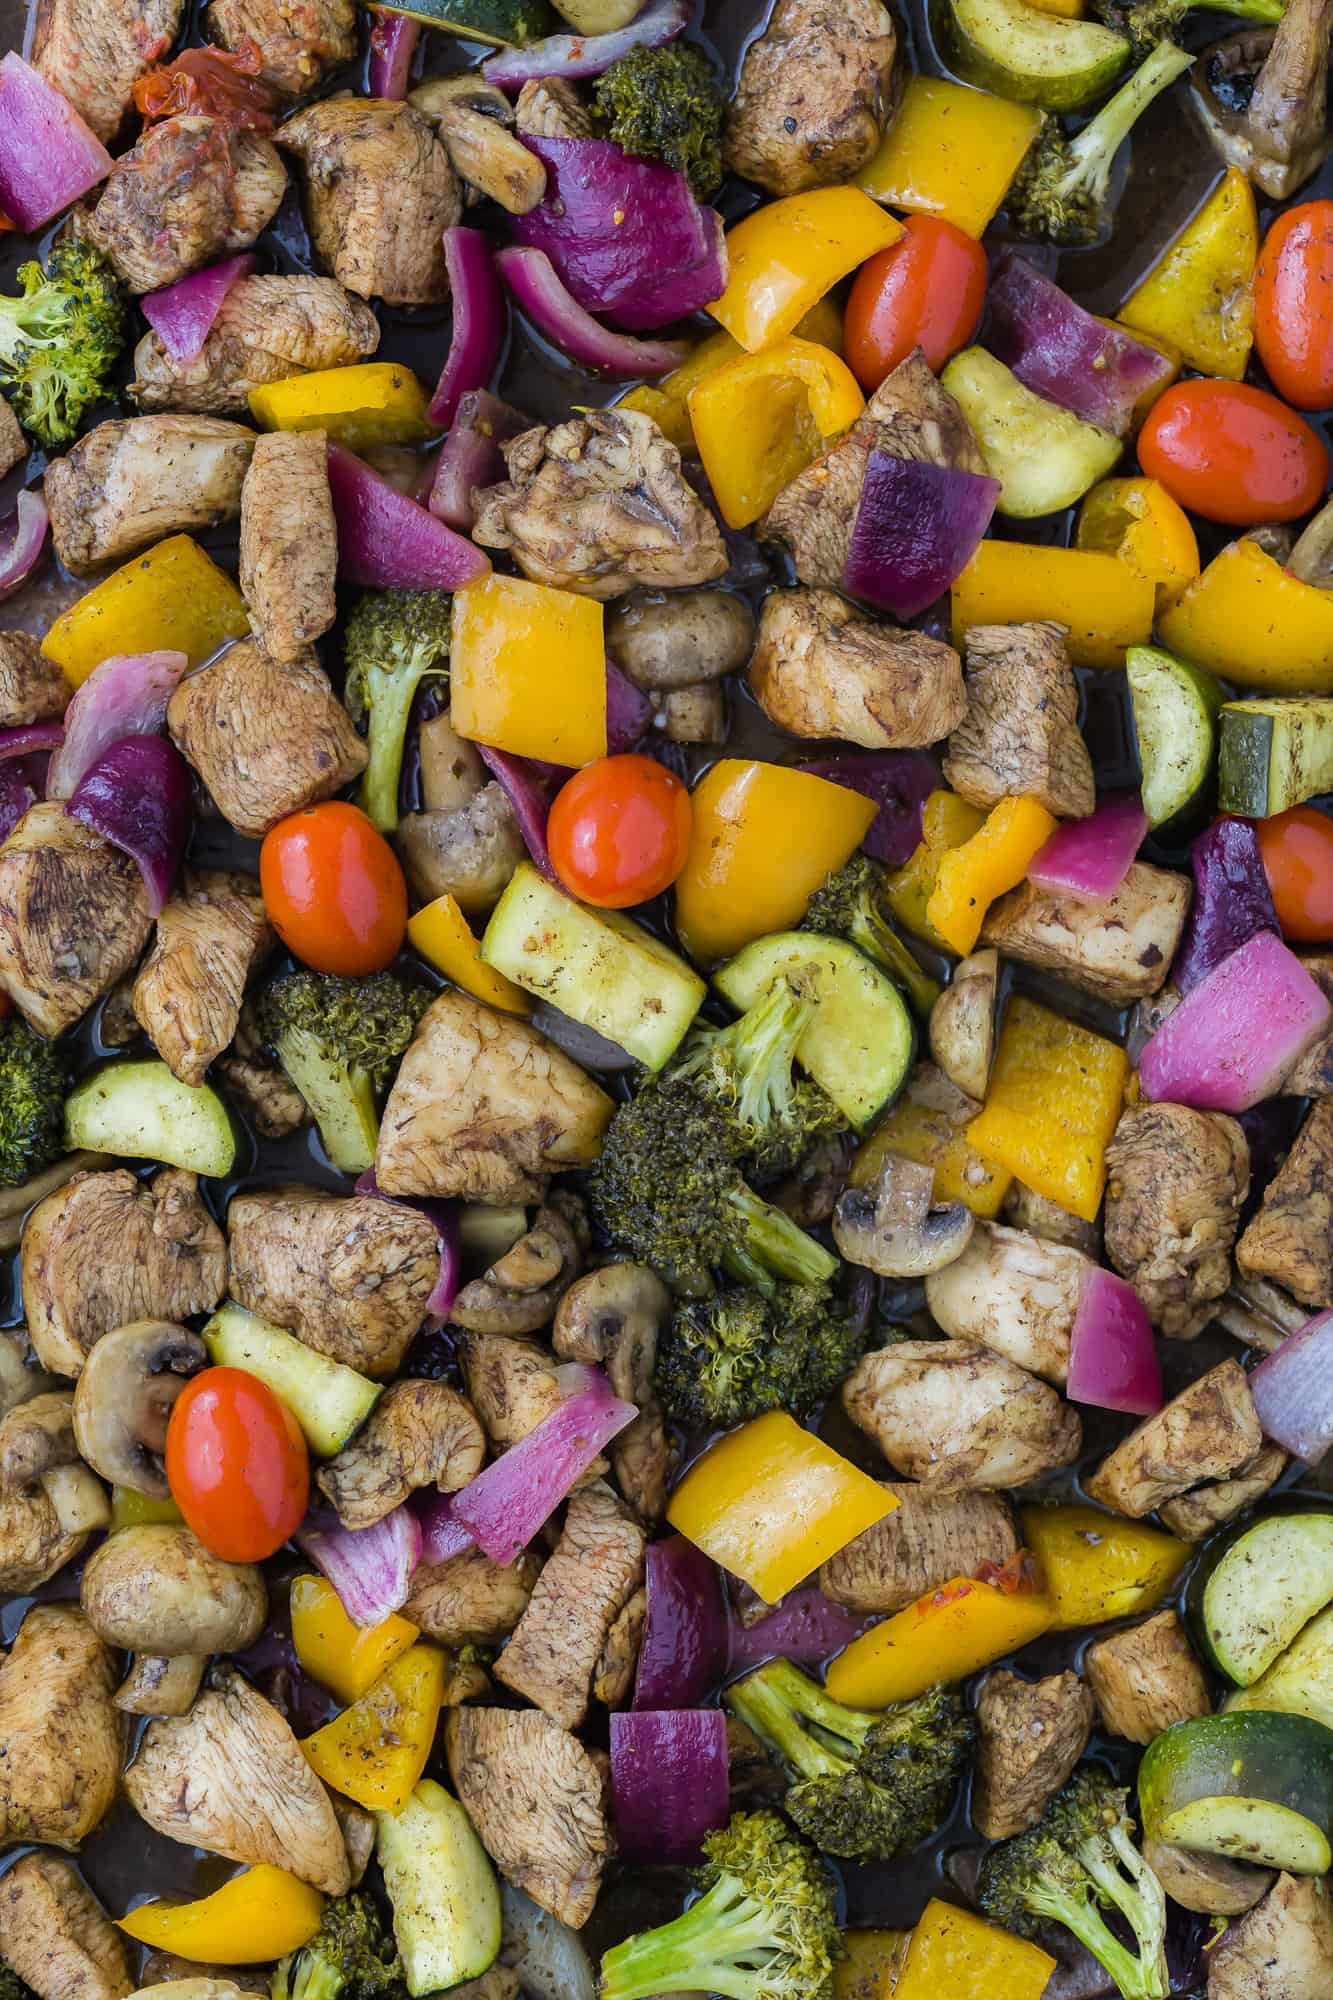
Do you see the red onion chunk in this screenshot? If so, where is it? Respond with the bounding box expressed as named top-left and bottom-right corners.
top-left (413, 1490), bottom-right (476, 1566)
top-left (478, 745), bottom-right (561, 881)
top-left (605, 658), bottom-right (652, 752)
top-left (354, 1167), bottom-right (461, 1320)
top-left (1250, 1310), bottom-right (1333, 1463)
top-left (142, 254), bottom-right (256, 367)
top-left (1174, 818), bottom-right (1280, 996)
top-left (725, 1582), bottom-right (876, 1673)
top-left (611, 210), bottom-right (728, 334)
top-left (326, 443), bottom-right (490, 589)
top-left (0, 722), bottom-right (62, 760)
top-left (368, 8), bottom-right (421, 99)
top-left (452, 1372), bottom-right (637, 1563)
top-left (1140, 929), bottom-right (1332, 1112)
top-left (634, 1534), bottom-right (729, 1709)
top-left (430, 391), bottom-right (530, 531)
top-left (483, 0), bottom-right (689, 86)
top-left (495, 249), bottom-right (689, 379)
top-left (427, 229), bottom-right (507, 430)
top-left (296, 1504), bottom-right (422, 1628)
top-left (610, 1709), bottom-right (729, 1864)
top-left (0, 758), bottom-right (40, 841)
top-left (1068, 1266), bottom-right (1162, 1415)
top-left (0, 491), bottom-right (49, 603)
top-left (65, 733), bottom-right (191, 916)
top-left (845, 451), bottom-right (999, 620)
top-left (47, 649), bottom-right (188, 800)
top-left (0, 54), bottom-right (112, 230)
top-left (987, 251), bottom-right (1176, 437)
top-left (1028, 792), bottom-right (1148, 905)
top-left (796, 750), bottom-right (938, 867)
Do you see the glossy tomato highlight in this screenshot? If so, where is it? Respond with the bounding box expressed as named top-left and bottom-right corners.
top-left (1255, 201), bottom-right (1333, 411)
top-left (166, 1367), bottom-right (309, 1562)
top-left (261, 800), bottom-right (407, 975)
top-left (844, 217), bottom-right (988, 390)
top-left (1137, 379), bottom-right (1330, 525)
top-left (548, 754), bottom-right (692, 909)
top-left (1256, 805), bottom-right (1333, 943)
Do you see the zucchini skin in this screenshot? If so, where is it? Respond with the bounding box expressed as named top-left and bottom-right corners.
top-left (1139, 1712), bottom-right (1333, 1873)
top-left (1217, 710), bottom-right (1275, 817)
top-left (371, 0), bottom-right (558, 45)
top-left (1188, 1506), bottom-right (1333, 1683)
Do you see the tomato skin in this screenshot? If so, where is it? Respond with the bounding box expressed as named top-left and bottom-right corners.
top-left (1137, 380), bottom-right (1330, 526)
top-left (1255, 202), bottom-right (1333, 411)
top-left (1256, 805), bottom-right (1333, 943)
top-left (844, 219), bottom-right (988, 390)
top-left (166, 1368), bottom-right (309, 1562)
top-left (547, 754), bottom-right (692, 909)
top-left (261, 801), bottom-right (407, 975)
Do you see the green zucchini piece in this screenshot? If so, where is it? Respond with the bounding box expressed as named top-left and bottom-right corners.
top-left (1227, 1605), bottom-right (1333, 1733)
top-left (65, 1060), bottom-right (235, 1177)
top-left (1217, 697), bottom-right (1333, 817)
top-left (203, 1302), bottom-right (380, 1457)
top-left (936, 0), bottom-right (1129, 109)
top-left (939, 349), bottom-right (1121, 519)
top-left (1138, 1712), bottom-right (1333, 1874)
top-left (1198, 1512), bottom-right (1333, 1685)
top-left (1126, 644), bottom-right (1224, 828)
top-left (378, 1778), bottom-right (502, 1996)
top-left (713, 932), bottom-right (913, 1130)
top-left (370, 0), bottom-right (557, 47)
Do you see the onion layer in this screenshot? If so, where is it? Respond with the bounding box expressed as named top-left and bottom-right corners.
top-left (65, 733), bottom-right (191, 916)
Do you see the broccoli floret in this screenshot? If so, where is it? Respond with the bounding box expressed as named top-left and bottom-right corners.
top-left (600, 1807), bottom-right (841, 2000)
top-left (0, 1015), bottom-right (70, 1188)
top-left (668, 978), bottom-right (847, 1181)
top-left (979, 1769), bottom-right (1170, 2000)
top-left (343, 589), bottom-right (452, 832)
top-left (725, 1661), bottom-right (972, 1864)
top-left (1091, 0), bottom-right (1280, 57)
top-left (255, 970), bottom-right (430, 1174)
top-left (0, 241), bottom-right (126, 449)
top-left (657, 1281), bottom-right (868, 1427)
top-left (0, 1967), bottom-right (38, 2000)
top-left (803, 857), bottom-right (941, 1019)
top-left (1008, 40), bottom-right (1195, 245)
top-left (593, 43), bottom-right (726, 200)
top-left (271, 1889), bottom-right (406, 2000)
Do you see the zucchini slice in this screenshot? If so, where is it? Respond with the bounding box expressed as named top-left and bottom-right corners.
top-left (936, 0), bottom-right (1129, 109)
top-left (1197, 1512), bottom-right (1333, 1685)
top-left (203, 1302), bottom-right (380, 1457)
top-left (378, 1779), bottom-right (502, 1996)
top-left (940, 349), bottom-right (1122, 519)
top-left (65, 1060), bottom-right (236, 1178)
top-left (370, 0), bottom-right (558, 47)
top-left (1138, 1712), bottom-right (1333, 1874)
top-left (1227, 1604), bottom-right (1333, 1733)
top-left (1217, 697), bottom-right (1333, 817)
top-left (1126, 644), bottom-right (1223, 828)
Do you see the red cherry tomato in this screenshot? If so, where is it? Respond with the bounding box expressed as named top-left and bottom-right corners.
top-left (547, 754), bottom-right (692, 909)
top-left (260, 800), bottom-right (407, 975)
top-left (1256, 805), bottom-right (1333, 943)
top-left (166, 1367), bottom-right (309, 1562)
top-left (1255, 201), bottom-right (1333, 411)
top-left (843, 218), bottom-right (988, 391)
top-left (1137, 379), bottom-right (1330, 526)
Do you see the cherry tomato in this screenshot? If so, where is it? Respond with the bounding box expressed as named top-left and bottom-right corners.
top-left (843, 218), bottom-right (988, 391)
top-left (261, 800), bottom-right (407, 975)
top-left (1256, 805), bottom-right (1333, 943)
top-left (166, 1367), bottom-right (309, 1562)
top-left (1255, 201), bottom-right (1333, 411)
top-left (1137, 379), bottom-right (1330, 526)
top-left (547, 754), bottom-right (692, 909)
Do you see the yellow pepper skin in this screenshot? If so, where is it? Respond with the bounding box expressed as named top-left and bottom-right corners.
top-left (1021, 1505), bottom-right (1190, 1630)
top-left (883, 791), bottom-right (986, 946)
top-left (616, 301), bottom-right (844, 452)
top-left (675, 760), bottom-right (876, 964)
top-left (893, 1899), bottom-right (1056, 2000)
top-left (952, 539), bottom-right (1154, 669)
top-left (858, 78), bottom-right (1043, 239)
top-left (451, 575), bottom-right (606, 766)
top-left (688, 338), bottom-right (865, 529)
top-left (967, 995), bottom-right (1128, 1221)
top-left (118, 1865), bottom-right (324, 1963)
top-left (290, 1573), bottom-right (420, 1707)
top-left (852, 1068), bottom-right (1012, 1218)
top-left (1159, 536), bottom-right (1333, 693)
top-left (41, 534), bottom-right (250, 687)
top-left (835, 1928), bottom-right (912, 2000)
top-left (667, 1411), bottom-right (897, 1604)
top-left (710, 187), bottom-right (902, 352)
top-left (301, 1642), bottom-right (446, 1811)
top-left (926, 796), bottom-right (1057, 957)
top-left (1120, 167), bottom-right (1257, 380)
top-left (1076, 475), bottom-right (1200, 613)
top-left (407, 893), bottom-right (531, 1016)
top-left (109, 1486), bottom-right (183, 1531)
top-left (248, 363), bottom-right (432, 447)
top-left (826, 1574), bottom-right (1054, 1707)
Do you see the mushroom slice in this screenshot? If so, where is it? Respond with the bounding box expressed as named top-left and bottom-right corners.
top-left (410, 76), bottom-right (547, 213)
top-left (928, 949), bottom-right (997, 1102)
top-left (552, 1261), bottom-right (672, 1523)
top-left (833, 1152), bottom-right (975, 1278)
top-left (451, 1191), bottom-right (589, 1336)
top-left (72, 1321), bottom-right (207, 1496)
top-left (316, 1380), bottom-right (486, 1529)
top-left (1289, 495), bottom-right (1333, 587)
top-left (116, 1651), bottom-right (206, 1716)
top-left (0, 1391), bottom-right (109, 1590)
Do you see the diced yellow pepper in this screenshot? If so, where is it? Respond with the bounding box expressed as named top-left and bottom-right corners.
top-left (858, 78), bottom-right (1043, 239)
top-left (451, 575), bottom-right (606, 766)
top-left (926, 796), bottom-right (1057, 957)
top-left (967, 995), bottom-right (1128, 1222)
top-left (1021, 1504), bottom-right (1190, 1630)
top-left (408, 893), bottom-right (530, 1016)
top-left (952, 539), bottom-right (1155, 669)
top-left (616, 301), bottom-right (845, 452)
top-left (301, 1642), bottom-right (446, 1811)
top-left (1026, 0), bottom-right (1084, 15)
top-left (689, 338), bottom-right (865, 529)
top-left (893, 1899), bottom-right (1056, 2000)
top-left (883, 791), bottom-right (986, 947)
top-left (1076, 475), bottom-right (1200, 613)
top-left (675, 759), bottom-right (877, 964)
top-left (667, 1411), bottom-right (897, 1605)
top-left (836, 1929), bottom-right (912, 2000)
top-left (1159, 535), bottom-right (1333, 692)
top-left (1120, 166), bottom-right (1258, 380)
top-left (826, 1575), bottom-right (1055, 1707)
top-left (41, 534), bottom-right (250, 687)
top-left (118, 1866), bottom-right (324, 1964)
top-left (248, 363), bottom-right (432, 447)
top-left (710, 187), bottom-right (902, 352)
top-left (290, 1572), bottom-right (420, 1707)
top-left (109, 1486), bottom-right (183, 1532)
top-left (852, 1066), bottom-right (1012, 1218)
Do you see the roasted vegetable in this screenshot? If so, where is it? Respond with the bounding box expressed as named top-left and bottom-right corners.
top-left (0, 241), bottom-right (126, 447)
top-left (255, 970), bottom-right (431, 1174)
top-left (343, 589), bottom-right (451, 834)
top-left (0, 1015), bottom-right (70, 1188)
top-left (656, 1281), bottom-right (867, 1427)
top-left (593, 44), bottom-right (726, 200)
top-left (802, 856), bottom-right (941, 1017)
top-left (669, 976), bottom-right (847, 1180)
top-left (271, 1888), bottom-right (405, 1999)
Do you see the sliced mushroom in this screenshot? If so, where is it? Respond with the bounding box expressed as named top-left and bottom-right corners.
top-left (1290, 497), bottom-right (1333, 587)
top-left (1192, 1), bottom-right (1332, 199)
top-left (928, 949), bottom-right (997, 1101)
top-left (552, 1261), bottom-right (672, 1522)
top-left (0, 1391), bottom-right (109, 1590)
top-left (833, 1152), bottom-right (975, 1278)
top-left (72, 1321), bottom-right (208, 1496)
top-left (607, 589), bottom-right (755, 691)
top-left (116, 1651), bottom-right (206, 1717)
top-left (1142, 1837), bottom-right (1273, 1916)
top-left (452, 1191), bottom-right (589, 1336)
top-left (410, 76), bottom-right (547, 213)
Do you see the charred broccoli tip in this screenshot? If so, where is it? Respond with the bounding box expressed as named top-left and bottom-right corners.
top-left (271, 1888), bottom-right (406, 2000)
top-left (803, 856), bottom-right (941, 1018)
top-left (343, 587), bottom-right (452, 833)
top-left (593, 43), bottom-right (727, 200)
top-left (669, 977), bottom-right (847, 1181)
top-left (0, 241), bottom-right (126, 449)
top-left (255, 969), bottom-right (430, 1175)
top-left (0, 1014), bottom-right (71, 1189)
top-left (657, 1281), bottom-right (868, 1427)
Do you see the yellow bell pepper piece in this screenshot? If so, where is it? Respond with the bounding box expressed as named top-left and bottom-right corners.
top-left (952, 539), bottom-right (1154, 669)
top-left (1159, 535), bottom-right (1333, 692)
top-left (1076, 475), bottom-right (1200, 613)
top-left (451, 574), bottom-right (606, 766)
top-left (41, 534), bottom-right (250, 687)
top-left (301, 1642), bottom-right (446, 1811)
top-left (1021, 1504), bottom-right (1190, 1630)
top-left (616, 301), bottom-right (844, 452)
top-left (926, 796), bottom-right (1057, 957)
top-left (827, 1574), bottom-right (1055, 1707)
top-left (667, 1411), bottom-right (897, 1605)
top-left (118, 1866), bottom-right (324, 1964)
top-left (248, 363), bottom-right (432, 447)
top-left (883, 791), bottom-right (986, 947)
top-left (689, 338), bottom-right (865, 529)
top-left (290, 1573), bottom-right (420, 1707)
top-left (711, 187), bottom-right (902, 352)
top-left (967, 995), bottom-right (1128, 1222)
top-left (1120, 166), bottom-right (1257, 380)
top-left (675, 759), bottom-right (877, 964)
top-left (109, 1486), bottom-right (183, 1532)
top-left (836, 1929), bottom-right (912, 2000)
top-left (852, 1067), bottom-right (1012, 1218)
top-left (858, 78), bottom-right (1043, 239)
top-left (408, 893), bottom-right (530, 1017)
top-left (1026, 0), bottom-right (1084, 15)
top-left (893, 1899), bottom-right (1056, 2000)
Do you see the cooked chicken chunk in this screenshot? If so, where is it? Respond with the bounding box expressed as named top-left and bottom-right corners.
top-left (395, 786), bottom-right (526, 917)
top-left (131, 274), bottom-right (380, 415)
top-left (209, 0), bottom-right (356, 96)
top-left (725, 0), bottom-right (895, 195)
top-left (317, 1381), bottom-right (485, 1528)
top-left (88, 117), bottom-right (287, 292)
top-left (496, 1484), bottom-right (646, 1729)
top-left (0, 633), bottom-right (70, 727)
top-left (217, 999), bottom-right (309, 1138)
top-left (1159, 1444), bottom-right (1290, 1542)
top-left (447, 1705), bottom-right (614, 1928)
top-left (410, 77), bottom-right (548, 214)
top-left (0, 398), bottom-right (21, 478)
top-left (45, 417), bottom-right (255, 576)
top-left (459, 1330), bottom-right (564, 1453)
top-left (514, 75), bottom-right (596, 140)
top-left (132, 870), bottom-right (271, 1087)
top-left (0, 1391), bottom-right (108, 1591)
top-left (973, 1669), bottom-right (1094, 1840)
top-left (1237, 1097), bottom-right (1333, 1307)
top-left (227, 1187), bottom-right (440, 1378)
top-left (1086, 1359), bottom-right (1262, 1517)
top-left (1085, 1610), bottom-right (1210, 1745)
top-left (472, 411), bottom-right (727, 599)
top-left (31, 0), bottom-right (182, 141)
top-left (1105, 1103), bottom-right (1250, 1338)
top-left (1208, 1872), bottom-right (1333, 2000)
top-left (1196, 0), bottom-right (1333, 201)
top-left (594, 1586), bottom-right (645, 1707)
top-left (167, 638), bottom-right (367, 838)
top-left (983, 863), bottom-right (1193, 1006)
top-left (137, 1963), bottom-right (268, 1996)
top-left (925, 1221), bottom-right (1094, 1384)
top-left (0, 803), bottom-right (152, 1036)
top-left (843, 1340), bottom-right (1082, 1491)
top-left (749, 587), bottom-right (966, 750)
top-left (943, 623), bottom-right (1096, 819)
top-left (0, 1854), bottom-right (131, 2000)
top-left (552, 1263), bottom-right (672, 1524)
top-left (238, 429), bottom-right (337, 662)
top-left (22, 1167), bottom-right (227, 1379)
top-left (404, 1544), bottom-right (542, 1647)
top-left (0, 1605), bottom-right (120, 1849)
top-left (819, 1483), bottom-right (1017, 1614)
top-left (1001, 1181), bottom-right (1101, 1256)
top-left (125, 1667), bottom-right (349, 1893)
top-left (277, 98), bottom-right (459, 304)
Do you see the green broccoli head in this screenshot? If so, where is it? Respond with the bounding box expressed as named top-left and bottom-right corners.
top-left (657, 1281), bottom-right (867, 1428)
top-left (600, 1808), bottom-right (841, 2000)
top-left (343, 589), bottom-right (451, 833)
top-left (271, 1889), bottom-right (406, 2000)
top-left (669, 979), bottom-right (848, 1183)
top-left (1090, 0), bottom-right (1280, 55)
top-left (0, 241), bottom-right (126, 449)
top-left (593, 43), bottom-right (727, 200)
top-left (802, 857), bottom-right (941, 1018)
top-left (255, 969), bottom-right (430, 1174)
top-left (0, 1014), bottom-right (71, 1188)
top-left (0, 1966), bottom-right (39, 2000)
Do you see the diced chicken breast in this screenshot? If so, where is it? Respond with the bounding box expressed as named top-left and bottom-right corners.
top-left (924, 1219), bottom-right (1094, 1384)
top-left (842, 1339), bottom-right (1082, 1491)
top-left (1085, 1610), bottom-right (1211, 1744)
top-left (1105, 1102), bottom-right (1250, 1337)
top-left (749, 587), bottom-right (966, 749)
top-left (132, 869), bottom-right (271, 1088)
top-left (88, 116), bottom-right (287, 293)
top-left (1085, 1359), bottom-right (1262, 1517)
top-left (131, 274), bottom-right (380, 416)
top-left (819, 1482), bottom-right (1017, 1614)
top-left (0, 633), bottom-right (71, 727)
top-left (982, 863), bottom-right (1193, 1006)
top-left (0, 803), bottom-right (151, 1036)
top-left (46, 416), bottom-right (254, 576)
top-left (31, 0), bottom-right (183, 142)
top-left (238, 428), bottom-right (337, 662)
top-left (0, 1853), bottom-right (131, 2000)
top-left (1237, 1097), bottom-right (1333, 1307)
top-left (943, 622), bottom-right (1095, 819)
top-left (973, 1668), bottom-right (1094, 1839)
top-left (725, 0), bottom-right (896, 195)
top-left (209, 0), bottom-right (356, 96)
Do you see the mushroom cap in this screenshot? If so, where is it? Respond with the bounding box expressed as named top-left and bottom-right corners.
top-left (72, 1320), bottom-right (207, 1497)
top-left (80, 1523), bottom-right (267, 1655)
top-left (552, 1262), bottom-right (671, 1369)
top-left (834, 1152), bottom-right (976, 1279)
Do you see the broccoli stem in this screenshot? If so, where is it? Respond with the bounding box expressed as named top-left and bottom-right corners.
top-left (726, 1669), bottom-right (850, 1786)
top-left (1060, 39), bottom-right (1195, 206)
top-left (1077, 1821), bottom-right (1169, 2000)
top-left (599, 1872), bottom-right (783, 2000)
top-left (277, 1029), bottom-right (379, 1173)
top-left (727, 1183), bottom-right (838, 1287)
top-left (847, 905), bottom-right (941, 1018)
top-left (359, 660), bottom-right (442, 833)
top-left (1026, 1879), bottom-right (1164, 2000)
